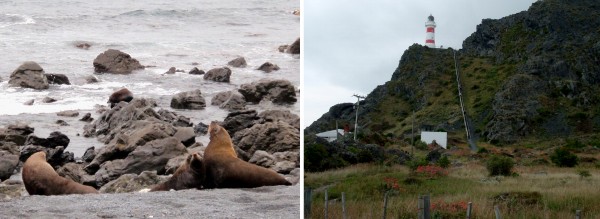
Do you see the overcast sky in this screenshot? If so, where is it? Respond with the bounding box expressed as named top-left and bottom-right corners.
top-left (303, 0), bottom-right (537, 129)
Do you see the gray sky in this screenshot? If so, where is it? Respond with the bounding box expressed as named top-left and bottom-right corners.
top-left (303, 0), bottom-right (537, 129)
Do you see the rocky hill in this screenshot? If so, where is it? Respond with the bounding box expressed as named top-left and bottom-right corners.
top-left (306, 0), bottom-right (600, 147)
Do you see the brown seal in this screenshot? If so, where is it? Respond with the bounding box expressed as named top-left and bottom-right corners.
top-left (150, 152), bottom-right (204, 191)
top-left (108, 88), bottom-right (133, 108)
top-left (22, 151), bottom-right (98, 195)
top-left (202, 122), bottom-right (291, 188)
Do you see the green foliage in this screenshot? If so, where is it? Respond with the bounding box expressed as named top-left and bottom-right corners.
top-left (437, 155), bottom-right (450, 168)
top-left (550, 147), bottom-right (579, 167)
top-left (565, 139), bottom-right (585, 149)
top-left (577, 169), bottom-right (591, 179)
top-left (407, 157), bottom-right (429, 171)
top-left (477, 147), bottom-right (489, 154)
top-left (414, 140), bottom-right (428, 150)
top-left (486, 155), bottom-right (515, 176)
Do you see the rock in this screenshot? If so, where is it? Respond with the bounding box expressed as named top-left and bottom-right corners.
top-left (232, 121), bottom-right (300, 160)
top-left (24, 131), bottom-right (70, 148)
top-left (0, 151), bottom-right (19, 181)
top-left (8, 61), bottom-right (49, 89)
top-left (170, 89), bottom-right (206, 110)
top-left (222, 110), bottom-right (259, 136)
top-left (82, 147), bottom-right (96, 163)
top-left (164, 155), bottom-right (187, 175)
top-left (257, 62), bottom-right (280, 73)
top-left (259, 110), bottom-right (300, 129)
top-left (23, 99), bottom-right (34, 105)
top-left (203, 67), bottom-right (231, 82)
top-left (19, 145), bottom-right (73, 168)
top-left (42, 97), bottom-right (57, 103)
top-left (211, 91), bottom-right (246, 111)
top-left (0, 124), bottom-right (34, 146)
top-left (248, 150), bottom-right (275, 168)
top-left (57, 110), bottom-right (79, 117)
top-left (189, 67), bottom-right (205, 75)
top-left (75, 42), bottom-right (91, 50)
top-left (83, 98), bottom-right (159, 141)
top-left (286, 168), bottom-right (300, 185)
top-left (99, 171), bottom-right (166, 193)
top-left (165, 67), bottom-right (176, 74)
top-left (193, 122), bottom-right (208, 136)
top-left (238, 79), bottom-right (297, 104)
top-left (228, 57), bottom-right (247, 68)
top-left (191, 62), bottom-right (199, 66)
top-left (93, 49), bottom-right (144, 74)
top-left (278, 45), bottom-right (289, 53)
top-left (174, 127), bottom-right (196, 147)
top-left (157, 109), bottom-right (193, 127)
top-left (56, 162), bottom-right (87, 183)
top-left (0, 181), bottom-right (26, 200)
top-left (0, 141), bottom-right (19, 156)
top-left (272, 161), bottom-right (296, 174)
top-left (80, 113), bottom-right (93, 122)
top-left (108, 88), bottom-right (134, 108)
top-left (84, 75), bottom-right (99, 83)
top-left (45, 73), bottom-right (71, 85)
top-left (93, 137), bottom-right (187, 187)
top-left (273, 151), bottom-right (300, 164)
top-left (286, 38), bottom-right (300, 54)
top-left (56, 120), bottom-right (69, 126)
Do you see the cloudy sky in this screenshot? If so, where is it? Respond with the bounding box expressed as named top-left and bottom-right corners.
top-left (303, 0), bottom-right (537, 129)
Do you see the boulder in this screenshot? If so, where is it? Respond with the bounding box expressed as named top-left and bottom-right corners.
top-left (0, 141), bottom-right (19, 156)
top-left (81, 146), bottom-right (96, 163)
top-left (93, 137), bottom-right (187, 187)
top-left (203, 67), bottom-right (231, 82)
top-left (248, 150), bottom-right (275, 168)
top-left (193, 122), bottom-right (208, 136)
top-left (238, 79), bottom-right (297, 104)
top-left (232, 121), bottom-right (299, 160)
top-left (45, 73), bottom-right (71, 85)
top-left (80, 113), bottom-right (94, 122)
top-left (23, 99), bottom-right (34, 105)
top-left (278, 45), bottom-right (289, 53)
top-left (228, 57), bottom-right (247, 68)
top-left (165, 67), bottom-right (177, 74)
top-left (57, 110), bottom-right (79, 117)
top-left (42, 97), bottom-right (57, 103)
top-left (19, 145), bottom-right (74, 168)
top-left (164, 155), bottom-right (187, 175)
top-left (286, 38), bottom-right (300, 54)
top-left (75, 42), bottom-right (91, 50)
top-left (257, 62), bottom-right (280, 73)
top-left (286, 168), bottom-right (300, 185)
top-left (189, 67), bottom-right (205, 75)
top-left (0, 124), bottom-right (34, 146)
top-left (99, 171), bottom-right (166, 193)
top-left (170, 89), bottom-right (206, 110)
top-left (56, 162), bottom-right (87, 183)
top-left (93, 49), bottom-right (144, 74)
top-left (157, 109), bottom-right (193, 127)
top-left (24, 131), bottom-right (70, 149)
top-left (221, 110), bottom-right (259, 136)
top-left (211, 91), bottom-right (246, 111)
top-left (0, 151), bottom-right (19, 181)
top-left (272, 161), bottom-right (296, 174)
top-left (84, 75), bottom-right (99, 83)
top-left (174, 127), bottom-right (196, 147)
top-left (56, 120), bottom-right (69, 126)
top-left (259, 110), bottom-right (300, 129)
top-left (0, 180), bottom-right (26, 200)
top-left (8, 61), bottom-right (49, 89)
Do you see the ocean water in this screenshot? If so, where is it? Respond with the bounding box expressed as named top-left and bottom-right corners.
top-left (0, 0), bottom-right (300, 157)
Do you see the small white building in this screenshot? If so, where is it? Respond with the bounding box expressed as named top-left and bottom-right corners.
top-left (316, 129), bottom-right (345, 142)
top-left (420, 131), bottom-right (447, 149)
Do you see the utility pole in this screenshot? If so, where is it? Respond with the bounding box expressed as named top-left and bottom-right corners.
top-left (412, 110), bottom-right (415, 155)
top-left (352, 94), bottom-right (365, 141)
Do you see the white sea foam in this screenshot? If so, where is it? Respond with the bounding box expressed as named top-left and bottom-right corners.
top-left (0, 14), bottom-right (35, 28)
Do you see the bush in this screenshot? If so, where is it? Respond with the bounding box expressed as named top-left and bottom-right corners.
top-left (486, 155), bottom-right (515, 176)
top-left (437, 155), bottom-right (450, 168)
top-left (477, 147), bottom-right (489, 154)
top-left (550, 147), bottom-right (579, 167)
top-left (414, 140), bottom-right (428, 150)
top-left (407, 157), bottom-right (429, 171)
top-left (577, 169), bottom-right (591, 179)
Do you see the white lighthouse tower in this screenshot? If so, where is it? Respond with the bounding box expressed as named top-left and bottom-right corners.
top-left (425, 14), bottom-right (436, 48)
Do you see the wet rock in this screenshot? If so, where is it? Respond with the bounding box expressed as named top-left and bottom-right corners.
top-left (57, 110), bottom-right (79, 117)
top-left (165, 67), bottom-right (177, 74)
top-left (0, 181), bottom-right (26, 200)
top-left (56, 120), bottom-right (69, 126)
top-left (81, 147), bottom-right (96, 163)
top-left (0, 141), bottom-right (19, 156)
top-left (170, 89), bottom-right (206, 110)
top-left (232, 121), bottom-right (299, 160)
top-left (164, 155), bottom-right (187, 175)
top-left (93, 49), bottom-right (144, 74)
top-left (193, 122), bottom-right (208, 136)
top-left (84, 75), bottom-right (99, 83)
top-left (157, 109), bottom-right (193, 127)
top-left (45, 73), bottom-right (71, 85)
top-left (222, 110), bottom-right (259, 136)
top-left (286, 38), bottom-right (300, 54)
top-left (108, 88), bottom-right (134, 108)
top-left (42, 97), bottom-right (57, 103)
top-left (8, 61), bottom-right (49, 90)
top-left (211, 90), bottom-right (246, 111)
top-left (24, 131), bottom-right (70, 148)
top-left (23, 99), bottom-right (34, 105)
top-left (19, 145), bottom-right (73, 168)
top-left (99, 171), bottom-right (166, 193)
top-left (174, 127), bottom-right (196, 147)
top-left (83, 98), bottom-right (159, 141)
top-left (189, 67), bottom-right (205, 75)
top-left (257, 62), bottom-right (280, 73)
top-left (56, 162), bottom-right (87, 183)
top-left (0, 124), bottom-right (34, 146)
top-left (75, 42), bottom-right (91, 50)
top-left (80, 113), bottom-right (94, 122)
top-left (93, 137), bottom-right (187, 187)
top-left (278, 45), bottom-right (289, 53)
top-left (0, 151), bottom-right (19, 181)
top-left (203, 67), bottom-right (231, 82)
top-left (228, 57), bottom-right (247, 68)
top-left (238, 79), bottom-right (297, 104)
top-left (259, 110), bottom-right (300, 129)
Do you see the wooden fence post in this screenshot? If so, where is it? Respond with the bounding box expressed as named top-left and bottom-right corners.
top-left (418, 195), bottom-right (424, 219)
top-left (466, 202), bottom-right (472, 219)
top-left (304, 187), bottom-right (312, 218)
top-left (342, 192), bottom-right (346, 219)
top-left (424, 194), bottom-right (430, 219)
top-left (418, 194), bottom-right (431, 219)
top-left (576, 209), bottom-right (581, 219)
top-left (382, 191), bottom-right (389, 219)
top-left (494, 205), bottom-right (502, 219)
top-left (324, 190), bottom-right (328, 219)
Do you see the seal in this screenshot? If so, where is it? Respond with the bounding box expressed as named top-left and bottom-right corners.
top-left (150, 152), bottom-right (204, 191)
top-left (202, 122), bottom-right (291, 188)
top-left (108, 88), bottom-right (133, 108)
top-left (22, 151), bottom-right (99, 195)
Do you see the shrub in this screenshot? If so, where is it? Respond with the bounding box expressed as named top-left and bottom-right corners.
top-left (414, 140), bottom-right (428, 150)
top-left (477, 147), bottom-right (489, 154)
top-left (577, 169), bottom-right (591, 179)
top-left (432, 200), bottom-right (468, 218)
top-left (486, 155), bottom-right (515, 176)
top-left (550, 147), bottom-right (579, 167)
top-left (415, 165), bottom-right (448, 178)
top-left (437, 155), bottom-right (450, 168)
top-left (407, 157), bottom-right (429, 171)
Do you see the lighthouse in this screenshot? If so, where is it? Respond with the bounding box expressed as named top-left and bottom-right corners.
top-left (425, 14), bottom-right (436, 48)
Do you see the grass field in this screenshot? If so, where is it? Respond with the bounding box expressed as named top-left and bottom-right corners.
top-left (305, 161), bottom-right (600, 218)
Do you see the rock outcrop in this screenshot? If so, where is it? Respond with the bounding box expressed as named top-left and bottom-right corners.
top-left (211, 90), bottom-right (246, 111)
top-left (170, 89), bottom-right (206, 110)
top-left (93, 49), bottom-right (144, 74)
top-left (238, 79), bottom-right (297, 104)
top-left (203, 67), bottom-right (231, 82)
top-left (8, 61), bottom-right (49, 90)
top-left (227, 57), bottom-right (247, 68)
